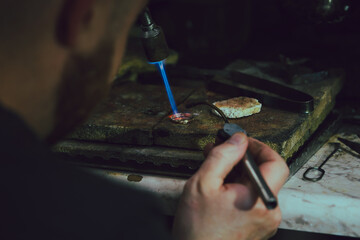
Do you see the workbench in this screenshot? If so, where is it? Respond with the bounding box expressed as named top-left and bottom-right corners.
top-left (83, 131), bottom-right (360, 238)
top-left (53, 60), bottom-right (358, 237)
top-left (55, 61), bottom-right (344, 176)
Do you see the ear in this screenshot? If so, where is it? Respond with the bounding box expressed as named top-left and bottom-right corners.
top-left (56, 0), bottom-right (108, 52)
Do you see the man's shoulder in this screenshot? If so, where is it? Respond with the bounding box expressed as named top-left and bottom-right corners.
top-left (49, 164), bottom-right (171, 239)
top-left (0, 105), bottom-right (171, 239)
top-left (0, 104), bottom-right (47, 163)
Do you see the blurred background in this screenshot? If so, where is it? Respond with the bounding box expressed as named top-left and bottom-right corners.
top-left (141, 0), bottom-right (360, 100)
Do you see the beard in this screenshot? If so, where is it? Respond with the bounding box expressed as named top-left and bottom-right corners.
top-left (46, 39), bottom-right (115, 144)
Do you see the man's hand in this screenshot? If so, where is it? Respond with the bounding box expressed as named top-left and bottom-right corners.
top-left (172, 133), bottom-right (289, 240)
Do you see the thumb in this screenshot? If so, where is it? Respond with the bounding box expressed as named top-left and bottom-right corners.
top-left (196, 133), bottom-right (248, 191)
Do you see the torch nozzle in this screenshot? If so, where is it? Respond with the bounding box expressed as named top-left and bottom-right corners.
top-left (139, 7), bottom-right (169, 63)
top-left (140, 8), bottom-right (154, 27)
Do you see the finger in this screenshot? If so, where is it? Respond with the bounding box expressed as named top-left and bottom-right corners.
top-left (248, 138), bottom-right (289, 195)
top-left (266, 228), bottom-right (278, 239)
top-left (203, 142), bottom-right (214, 157)
top-left (196, 133), bottom-right (248, 191)
top-left (225, 183), bottom-right (258, 210)
top-left (247, 138), bottom-right (280, 165)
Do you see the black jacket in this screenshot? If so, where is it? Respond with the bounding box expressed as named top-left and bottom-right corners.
top-left (0, 105), bottom-right (171, 239)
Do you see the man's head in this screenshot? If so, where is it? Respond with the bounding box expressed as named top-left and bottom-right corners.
top-left (0, 0), bottom-right (146, 142)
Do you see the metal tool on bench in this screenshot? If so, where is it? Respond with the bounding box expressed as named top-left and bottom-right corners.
top-left (186, 102), bottom-right (277, 210)
top-left (168, 66), bottom-right (315, 113)
top-left (208, 71), bottom-right (314, 113)
top-left (338, 137), bottom-right (360, 155)
top-left (303, 143), bottom-right (340, 182)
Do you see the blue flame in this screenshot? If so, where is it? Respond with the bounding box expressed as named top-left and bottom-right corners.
top-left (150, 60), bottom-right (178, 114)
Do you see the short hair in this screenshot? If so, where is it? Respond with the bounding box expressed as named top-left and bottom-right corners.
top-left (0, 0), bottom-right (137, 49)
top-left (0, 1), bottom-right (58, 50)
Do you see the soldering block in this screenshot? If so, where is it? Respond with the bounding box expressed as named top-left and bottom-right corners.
top-left (213, 97), bottom-right (262, 119)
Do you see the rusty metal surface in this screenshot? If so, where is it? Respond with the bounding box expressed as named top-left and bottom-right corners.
top-left (70, 82), bottom-right (193, 145)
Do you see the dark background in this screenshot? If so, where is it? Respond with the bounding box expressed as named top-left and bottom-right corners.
top-left (148, 0), bottom-right (360, 101)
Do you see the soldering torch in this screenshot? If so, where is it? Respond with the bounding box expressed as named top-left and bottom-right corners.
top-left (139, 8), bottom-right (277, 210)
top-left (139, 8), bottom-right (169, 63)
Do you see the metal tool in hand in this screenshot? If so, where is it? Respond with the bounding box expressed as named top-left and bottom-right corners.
top-left (186, 102), bottom-right (277, 209)
top-left (217, 123), bottom-right (278, 209)
top-left (303, 143), bottom-right (340, 182)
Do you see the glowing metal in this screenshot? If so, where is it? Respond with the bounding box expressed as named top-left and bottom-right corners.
top-left (169, 113), bottom-right (194, 124)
